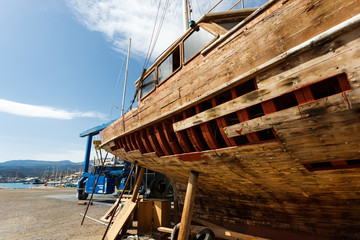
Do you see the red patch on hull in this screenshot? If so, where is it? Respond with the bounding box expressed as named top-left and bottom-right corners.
top-left (177, 152), bottom-right (210, 162)
top-left (235, 129), bottom-right (243, 135)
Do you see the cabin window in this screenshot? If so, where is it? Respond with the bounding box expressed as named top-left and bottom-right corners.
top-left (213, 18), bottom-right (246, 30)
top-left (158, 46), bottom-right (181, 84)
top-left (140, 70), bottom-right (155, 98)
top-left (183, 27), bottom-right (215, 62)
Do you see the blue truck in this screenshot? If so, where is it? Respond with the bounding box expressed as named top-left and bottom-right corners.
top-left (77, 121), bottom-right (174, 200)
top-left (77, 121), bottom-right (131, 200)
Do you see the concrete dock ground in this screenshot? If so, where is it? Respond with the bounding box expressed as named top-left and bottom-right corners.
top-left (0, 187), bottom-right (115, 240)
top-left (0, 186), bottom-right (333, 240)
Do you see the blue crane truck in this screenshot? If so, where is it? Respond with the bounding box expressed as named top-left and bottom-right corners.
top-left (77, 121), bottom-right (131, 200)
top-left (77, 121), bottom-right (174, 200)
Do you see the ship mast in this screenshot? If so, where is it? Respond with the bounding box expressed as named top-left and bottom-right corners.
top-left (121, 38), bottom-right (131, 117)
top-left (183, 0), bottom-right (190, 32)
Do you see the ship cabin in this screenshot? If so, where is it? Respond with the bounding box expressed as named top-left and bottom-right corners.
top-left (136, 8), bottom-right (257, 101)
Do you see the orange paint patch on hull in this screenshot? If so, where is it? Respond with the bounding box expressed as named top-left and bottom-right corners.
top-left (177, 152), bottom-right (210, 162)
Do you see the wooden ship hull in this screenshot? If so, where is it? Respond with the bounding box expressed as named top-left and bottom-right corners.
top-left (100, 0), bottom-right (360, 238)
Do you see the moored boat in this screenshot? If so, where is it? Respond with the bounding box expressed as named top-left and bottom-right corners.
top-left (100, 0), bottom-right (360, 238)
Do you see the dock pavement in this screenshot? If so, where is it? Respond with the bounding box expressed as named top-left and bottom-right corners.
top-left (0, 187), bottom-right (116, 240)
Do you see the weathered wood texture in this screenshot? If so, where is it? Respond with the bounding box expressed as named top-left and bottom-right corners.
top-left (178, 171), bottom-right (199, 240)
top-left (100, 0), bottom-right (360, 141)
top-left (100, 0), bottom-right (360, 238)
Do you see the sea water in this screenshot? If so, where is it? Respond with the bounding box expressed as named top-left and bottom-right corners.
top-left (0, 182), bottom-right (34, 189)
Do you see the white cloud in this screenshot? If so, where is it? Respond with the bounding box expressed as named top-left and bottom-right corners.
top-left (67, 0), bottom-right (183, 58)
top-left (0, 98), bottom-right (106, 120)
top-left (66, 0), bottom-right (266, 59)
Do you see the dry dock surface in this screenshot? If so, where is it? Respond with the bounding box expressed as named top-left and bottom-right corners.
top-left (0, 187), bottom-right (114, 240)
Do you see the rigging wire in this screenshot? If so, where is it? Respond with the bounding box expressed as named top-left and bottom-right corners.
top-left (143, 0), bottom-right (162, 70)
top-left (144, 0), bottom-right (170, 69)
top-left (228, 0), bottom-right (244, 10)
top-left (128, 0), bottom-right (170, 112)
top-left (207, 0), bottom-right (224, 13)
top-left (109, 54), bottom-right (127, 120)
top-left (194, 0), bottom-right (203, 17)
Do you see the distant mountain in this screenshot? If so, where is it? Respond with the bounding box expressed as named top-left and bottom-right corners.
top-left (0, 160), bottom-right (83, 178)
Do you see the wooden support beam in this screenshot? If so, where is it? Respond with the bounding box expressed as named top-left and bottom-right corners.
top-left (81, 151), bottom-right (108, 225)
top-left (106, 167), bottom-right (145, 240)
top-left (178, 171), bottom-right (199, 240)
top-left (101, 198), bottom-right (120, 221)
top-left (131, 167), bottom-right (146, 202)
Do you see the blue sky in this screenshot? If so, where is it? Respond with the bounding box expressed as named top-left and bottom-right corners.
top-left (0, 0), bottom-right (266, 163)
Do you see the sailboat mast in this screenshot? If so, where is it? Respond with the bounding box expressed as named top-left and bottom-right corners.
top-left (121, 38), bottom-right (131, 117)
top-left (183, 0), bottom-right (189, 32)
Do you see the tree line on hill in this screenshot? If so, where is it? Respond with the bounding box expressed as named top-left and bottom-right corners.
top-left (0, 160), bottom-right (83, 178)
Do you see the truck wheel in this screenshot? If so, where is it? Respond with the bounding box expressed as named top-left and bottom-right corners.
top-left (195, 228), bottom-right (215, 240)
top-left (170, 223), bottom-right (180, 240)
top-left (77, 191), bottom-right (88, 200)
top-left (77, 182), bottom-right (88, 200)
